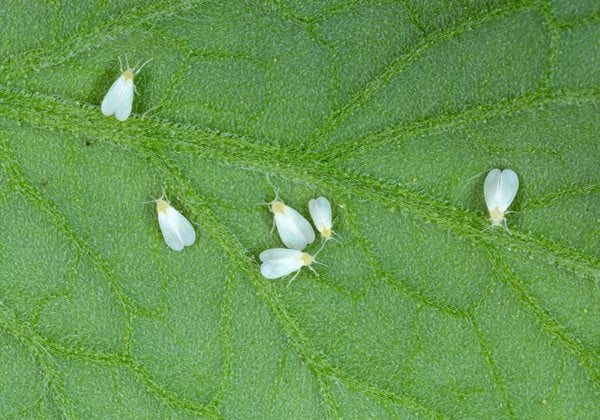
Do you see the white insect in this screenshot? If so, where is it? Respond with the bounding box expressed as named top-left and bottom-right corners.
top-left (259, 248), bottom-right (317, 286)
top-left (101, 57), bottom-right (152, 121)
top-left (156, 198), bottom-right (196, 251)
top-left (309, 196), bottom-right (334, 240)
top-left (270, 197), bottom-right (315, 250)
top-left (484, 168), bottom-right (519, 230)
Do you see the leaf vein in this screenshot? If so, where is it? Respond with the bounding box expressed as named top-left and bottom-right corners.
top-left (140, 145), bottom-right (443, 418)
top-left (303, 1), bottom-right (535, 153)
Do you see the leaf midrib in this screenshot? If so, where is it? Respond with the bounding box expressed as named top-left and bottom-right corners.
top-left (0, 87), bottom-right (597, 280)
top-left (1, 108), bottom-right (598, 417)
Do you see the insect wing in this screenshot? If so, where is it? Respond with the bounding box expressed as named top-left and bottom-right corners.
top-left (484, 168), bottom-right (502, 212)
top-left (275, 206), bottom-right (315, 250)
top-left (259, 248), bottom-right (303, 279)
top-left (158, 210), bottom-right (185, 251)
top-left (114, 79), bottom-right (135, 121)
top-left (309, 197), bottom-right (332, 232)
top-left (168, 206), bottom-right (196, 246)
top-left (497, 169), bottom-right (519, 212)
top-left (260, 248), bottom-right (300, 262)
top-left (287, 206), bottom-right (315, 244)
top-left (101, 75), bottom-right (126, 116)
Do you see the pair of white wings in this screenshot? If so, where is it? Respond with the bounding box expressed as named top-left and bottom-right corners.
top-left (274, 206), bottom-right (315, 250)
top-left (158, 207), bottom-right (196, 251)
top-left (260, 248), bottom-right (305, 279)
top-left (101, 75), bottom-right (134, 121)
top-left (484, 169), bottom-right (519, 212)
top-left (308, 197), bottom-right (332, 234)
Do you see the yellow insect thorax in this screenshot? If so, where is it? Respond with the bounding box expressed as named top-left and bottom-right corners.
top-left (123, 69), bottom-right (135, 81)
top-left (321, 227), bottom-right (332, 239)
top-left (156, 199), bottom-right (170, 214)
top-left (489, 207), bottom-right (505, 225)
top-left (270, 200), bottom-right (285, 214)
top-left (300, 253), bottom-right (314, 266)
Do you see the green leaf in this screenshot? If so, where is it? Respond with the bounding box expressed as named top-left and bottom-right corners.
top-left (0, 0), bottom-right (598, 417)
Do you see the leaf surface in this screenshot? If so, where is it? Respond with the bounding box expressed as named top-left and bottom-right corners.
top-left (0, 0), bottom-right (598, 417)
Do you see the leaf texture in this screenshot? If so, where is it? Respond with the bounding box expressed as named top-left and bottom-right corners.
top-left (0, 0), bottom-right (598, 417)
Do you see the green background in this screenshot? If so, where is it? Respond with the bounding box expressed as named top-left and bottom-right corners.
top-left (0, 0), bottom-right (598, 417)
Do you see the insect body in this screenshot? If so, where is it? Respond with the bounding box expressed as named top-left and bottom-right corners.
top-left (308, 197), bottom-right (333, 240)
top-left (259, 248), bottom-right (316, 285)
top-left (156, 198), bottom-right (196, 251)
top-left (484, 168), bottom-right (519, 229)
top-left (270, 198), bottom-right (315, 250)
top-left (101, 57), bottom-right (152, 121)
